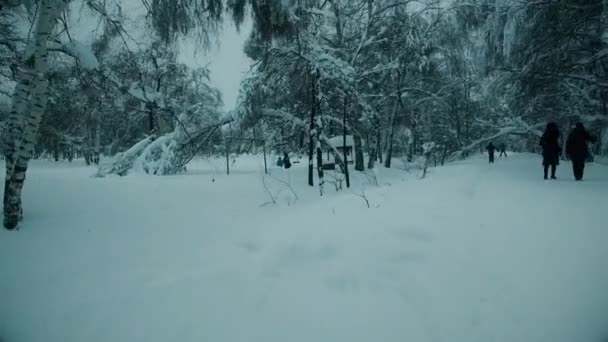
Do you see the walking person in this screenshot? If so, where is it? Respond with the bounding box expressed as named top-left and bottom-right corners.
top-left (486, 142), bottom-right (496, 163)
top-left (566, 122), bottom-right (596, 181)
top-left (282, 152), bottom-right (292, 169)
top-left (499, 143), bottom-right (507, 157)
top-left (539, 122), bottom-right (561, 180)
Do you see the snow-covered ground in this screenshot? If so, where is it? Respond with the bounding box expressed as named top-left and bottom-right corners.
top-left (1, 153), bottom-right (607, 342)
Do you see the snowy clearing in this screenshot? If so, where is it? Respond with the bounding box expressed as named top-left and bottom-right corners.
top-left (1, 154), bottom-right (608, 342)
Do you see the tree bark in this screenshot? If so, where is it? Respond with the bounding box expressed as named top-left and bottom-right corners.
top-left (308, 69), bottom-right (316, 187)
top-left (226, 144), bottom-right (230, 175)
top-left (94, 117), bottom-right (101, 164)
top-left (316, 70), bottom-right (324, 195)
top-left (316, 146), bottom-right (324, 195)
top-left (384, 98), bottom-right (400, 168)
top-left (3, 0), bottom-right (69, 230)
top-left (367, 117), bottom-right (379, 169)
top-left (148, 106), bottom-right (155, 134)
top-left (83, 118), bottom-right (92, 165)
top-left (377, 129), bottom-right (383, 164)
top-left (342, 97), bottom-right (350, 188)
top-left (354, 133), bottom-right (364, 171)
top-left (2, 68), bottom-right (33, 214)
top-left (53, 140), bottom-right (59, 162)
top-left (262, 142), bottom-right (268, 175)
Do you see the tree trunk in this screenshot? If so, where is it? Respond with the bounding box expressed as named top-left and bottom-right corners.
top-left (84, 119), bottom-right (92, 165)
top-left (384, 97), bottom-right (400, 168)
top-left (600, 90), bottom-right (607, 155)
top-left (354, 134), bottom-right (364, 171)
top-left (148, 106), bottom-right (155, 134)
top-left (308, 70), bottom-right (316, 187)
top-left (316, 70), bottom-right (324, 195)
top-left (53, 140), bottom-right (59, 162)
top-left (342, 97), bottom-right (350, 188)
top-left (367, 117), bottom-right (379, 169)
top-left (377, 128), bottom-right (383, 164)
top-left (84, 144), bottom-right (91, 165)
top-left (262, 142), bottom-right (268, 175)
top-left (441, 144), bottom-right (448, 166)
top-left (367, 145), bottom-right (375, 169)
top-left (413, 128), bottom-right (419, 156)
top-left (384, 134), bottom-right (394, 168)
top-left (316, 146), bottom-right (324, 195)
top-left (4, 75), bottom-right (51, 229)
top-left (381, 128), bottom-right (389, 161)
top-left (94, 118), bottom-right (101, 164)
top-left (3, 0), bottom-right (67, 229)
top-left (2, 68), bottom-right (33, 216)
top-left (225, 141), bottom-right (230, 175)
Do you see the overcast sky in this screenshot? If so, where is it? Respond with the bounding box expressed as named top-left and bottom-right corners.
top-left (179, 20), bottom-right (253, 111)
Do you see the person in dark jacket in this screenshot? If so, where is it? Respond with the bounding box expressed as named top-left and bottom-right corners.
top-left (499, 143), bottom-right (507, 157)
top-left (282, 152), bottom-right (292, 169)
top-left (539, 122), bottom-right (561, 180)
top-left (566, 122), bottom-right (596, 181)
top-left (486, 142), bottom-right (496, 163)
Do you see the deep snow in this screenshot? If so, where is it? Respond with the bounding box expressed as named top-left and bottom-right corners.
top-left (1, 153), bottom-right (607, 342)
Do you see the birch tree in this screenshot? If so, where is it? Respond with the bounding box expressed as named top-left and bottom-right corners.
top-left (3, 0), bottom-right (68, 230)
top-left (0, 0), bottom-right (292, 229)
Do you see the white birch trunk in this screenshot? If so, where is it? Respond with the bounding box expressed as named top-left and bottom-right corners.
top-left (3, 69), bottom-right (34, 212)
top-left (3, 0), bottom-right (68, 230)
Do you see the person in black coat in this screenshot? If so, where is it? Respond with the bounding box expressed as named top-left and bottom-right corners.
top-left (486, 142), bottom-right (496, 163)
top-left (499, 143), bottom-right (507, 157)
top-left (566, 122), bottom-right (597, 181)
top-left (539, 122), bottom-right (561, 180)
top-left (282, 152), bottom-right (292, 169)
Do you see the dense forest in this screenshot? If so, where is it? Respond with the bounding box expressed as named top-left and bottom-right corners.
top-left (1, 0), bottom-right (608, 229)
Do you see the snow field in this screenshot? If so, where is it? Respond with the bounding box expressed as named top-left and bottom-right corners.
top-left (1, 153), bottom-right (607, 342)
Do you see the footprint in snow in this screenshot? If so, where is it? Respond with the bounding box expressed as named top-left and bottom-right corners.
top-left (389, 251), bottom-right (425, 264)
top-left (239, 241), bottom-right (260, 253)
top-left (391, 226), bottom-right (434, 243)
top-left (325, 273), bottom-right (359, 292)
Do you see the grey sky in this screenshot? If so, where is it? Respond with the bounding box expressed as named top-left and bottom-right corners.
top-left (179, 20), bottom-right (253, 111)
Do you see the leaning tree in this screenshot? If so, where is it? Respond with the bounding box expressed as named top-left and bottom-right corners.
top-left (1, 0), bottom-right (297, 230)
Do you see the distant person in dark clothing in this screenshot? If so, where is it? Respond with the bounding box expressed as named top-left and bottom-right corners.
top-left (282, 152), bottom-right (292, 169)
top-left (486, 142), bottom-right (496, 163)
top-left (540, 122), bottom-right (561, 180)
top-left (499, 143), bottom-right (507, 157)
top-left (566, 122), bottom-right (596, 181)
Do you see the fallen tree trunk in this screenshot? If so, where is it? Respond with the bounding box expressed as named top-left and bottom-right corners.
top-left (96, 118), bottom-right (230, 177)
top-left (138, 123), bottom-right (223, 175)
top-left (96, 135), bottom-right (156, 177)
